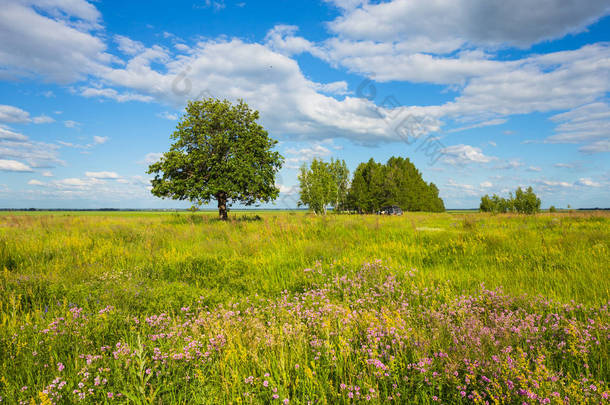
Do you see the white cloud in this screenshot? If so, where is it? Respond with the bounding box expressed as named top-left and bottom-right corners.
top-left (284, 143), bottom-right (332, 169)
top-left (480, 181), bottom-right (492, 188)
top-left (193, 0), bottom-right (226, 12)
top-left (80, 87), bottom-right (154, 103)
top-left (157, 111), bottom-right (179, 120)
top-left (140, 152), bottom-right (163, 165)
top-left (327, 0), bottom-right (610, 47)
top-left (547, 102), bottom-right (610, 152)
top-left (576, 178), bottom-right (602, 187)
top-left (42, 171), bottom-right (53, 177)
top-left (32, 115), bottom-right (55, 124)
top-left (114, 35), bottom-right (145, 56)
top-left (538, 180), bottom-right (573, 188)
top-left (0, 105), bottom-right (54, 125)
top-left (93, 136), bottom-right (108, 145)
top-left (526, 166), bottom-right (542, 172)
top-left (0, 127), bottom-right (28, 141)
top-left (0, 105), bottom-right (30, 123)
top-left (441, 144), bottom-right (495, 166)
top-left (85, 171), bottom-right (120, 179)
top-left (27, 179), bottom-right (44, 186)
top-left (579, 139), bottom-right (610, 153)
top-left (64, 120), bottom-right (80, 128)
top-left (0, 159), bottom-right (33, 172)
top-left (444, 179), bottom-right (478, 196)
top-left (554, 163), bottom-right (575, 168)
top-left (0, 0), bottom-right (111, 82)
top-left (494, 159), bottom-right (523, 170)
top-left (0, 133), bottom-right (63, 168)
top-left (448, 118), bottom-right (507, 133)
top-left (58, 136), bottom-right (108, 150)
top-left (96, 37), bottom-right (440, 143)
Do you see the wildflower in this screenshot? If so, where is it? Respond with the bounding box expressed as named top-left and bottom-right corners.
top-left (107, 392), bottom-right (113, 398)
top-left (57, 362), bottom-right (64, 372)
top-left (283, 399), bottom-right (289, 404)
top-left (263, 381), bottom-right (269, 387)
top-left (272, 394), bottom-right (279, 399)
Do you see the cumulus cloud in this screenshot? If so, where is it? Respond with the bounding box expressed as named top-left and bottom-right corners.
top-left (547, 102), bottom-right (610, 152)
top-left (441, 144), bottom-right (495, 166)
top-left (157, 111), bottom-right (179, 120)
top-left (80, 87), bottom-right (154, 103)
top-left (93, 136), bottom-right (109, 145)
top-left (140, 152), bottom-right (163, 165)
top-left (0, 127), bottom-right (28, 141)
top-left (576, 178), bottom-right (602, 187)
top-left (327, 0), bottom-right (610, 47)
top-left (0, 105), bottom-right (55, 124)
top-left (58, 136), bottom-right (109, 150)
top-left (85, 171), bottom-right (120, 179)
top-left (0, 159), bottom-right (33, 172)
top-left (0, 129), bottom-right (63, 168)
top-left (27, 179), bottom-right (44, 186)
top-left (283, 142), bottom-right (334, 169)
top-left (0, 105), bottom-right (30, 123)
top-left (0, 0), bottom-right (111, 82)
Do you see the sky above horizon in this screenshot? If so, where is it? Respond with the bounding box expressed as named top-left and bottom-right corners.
top-left (0, 0), bottom-right (609, 209)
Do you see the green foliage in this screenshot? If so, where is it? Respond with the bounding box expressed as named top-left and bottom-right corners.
top-left (549, 205), bottom-right (557, 213)
top-left (513, 186), bottom-right (542, 214)
top-left (347, 156), bottom-right (445, 213)
top-left (480, 186), bottom-right (541, 214)
top-left (147, 98), bottom-right (283, 219)
top-left (298, 158), bottom-right (349, 214)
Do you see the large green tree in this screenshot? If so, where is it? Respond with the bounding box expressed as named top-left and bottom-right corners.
top-left (347, 157), bottom-right (444, 213)
top-left (147, 98), bottom-right (283, 220)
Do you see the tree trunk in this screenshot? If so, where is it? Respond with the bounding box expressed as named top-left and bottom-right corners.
top-left (217, 192), bottom-right (228, 220)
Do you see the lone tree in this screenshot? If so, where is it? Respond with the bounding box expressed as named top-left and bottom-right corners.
top-left (147, 98), bottom-right (283, 220)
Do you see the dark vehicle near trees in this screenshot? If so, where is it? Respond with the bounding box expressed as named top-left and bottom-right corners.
top-left (379, 205), bottom-right (403, 215)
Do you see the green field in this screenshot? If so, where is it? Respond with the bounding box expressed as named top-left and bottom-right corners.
top-left (1, 211), bottom-right (608, 403)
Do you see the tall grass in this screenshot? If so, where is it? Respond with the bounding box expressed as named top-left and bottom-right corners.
top-left (0, 211), bottom-right (608, 403)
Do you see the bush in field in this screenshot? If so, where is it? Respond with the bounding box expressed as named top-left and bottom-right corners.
top-left (480, 186), bottom-right (540, 214)
top-left (147, 98), bottom-right (283, 220)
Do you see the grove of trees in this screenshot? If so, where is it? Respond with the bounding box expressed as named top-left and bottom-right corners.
top-left (479, 186), bottom-right (541, 214)
top-left (298, 156), bottom-right (445, 214)
top-left (148, 98), bottom-right (283, 220)
top-left (298, 158), bottom-right (349, 214)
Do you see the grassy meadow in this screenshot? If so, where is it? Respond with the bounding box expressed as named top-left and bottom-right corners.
top-left (0, 211), bottom-right (608, 403)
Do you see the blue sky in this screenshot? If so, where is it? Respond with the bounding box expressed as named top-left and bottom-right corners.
top-left (0, 0), bottom-right (609, 209)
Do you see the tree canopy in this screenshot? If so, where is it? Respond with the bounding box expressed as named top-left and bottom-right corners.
top-left (347, 157), bottom-right (445, 213)
top-left (147, 98), bottom-right (283, 219)
top-left (298, 158), bottom-right (349, 214)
